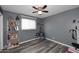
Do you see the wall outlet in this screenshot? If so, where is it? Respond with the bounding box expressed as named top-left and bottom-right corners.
top-left (52, 37), bottom-right (55, 39)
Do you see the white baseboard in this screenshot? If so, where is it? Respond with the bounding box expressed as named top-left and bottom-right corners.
top-left (46, 38), bottom-right (74, 48)
top-left (19, 37), bottom-right (40, 44)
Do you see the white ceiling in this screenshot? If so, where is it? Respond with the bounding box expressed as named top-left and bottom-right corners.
top-left (1, 5), bottom-right (79, 18)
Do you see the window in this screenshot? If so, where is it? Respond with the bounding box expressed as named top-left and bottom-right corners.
top-left (21, 18), bottom-right (36, 30)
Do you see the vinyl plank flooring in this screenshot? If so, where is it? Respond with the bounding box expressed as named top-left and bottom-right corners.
top-left (20, 40), bottom-right (52, 53)
top-left (37, 42), bottom-right (57, 53)
top-left (49, 45), bottom-right (64, 53)
top-left (0, 39), bottom-right (44, 53)
top-left (0, 39), bottom-right (68, 53)
top-left (31, 41), bottom-right (55, 53)
top-left (47, 44), bottom-right (60, 53)
top-left (58, 47), bottom-right (68, 53)
top-left (19, 40), bottom-right (48, 53)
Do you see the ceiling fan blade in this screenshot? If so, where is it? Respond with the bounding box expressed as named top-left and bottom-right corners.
top-left (32, 11), bottom-right (38, 13)
top-left (42, 5), bottom-right (47, 9)
top-left (32, 6), bottom-right (38, 10)
top-left (42, 10), bottom-right (48, 13)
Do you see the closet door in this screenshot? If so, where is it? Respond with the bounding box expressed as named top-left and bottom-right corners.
top-left (0, 15), bottom-right (3, 50)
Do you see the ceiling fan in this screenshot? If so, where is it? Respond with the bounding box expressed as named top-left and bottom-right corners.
top-left (32, 5), bottom-right (48, 15)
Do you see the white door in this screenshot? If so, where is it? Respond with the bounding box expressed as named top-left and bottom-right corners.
top-left (0, 15), bottom-right (3, 50)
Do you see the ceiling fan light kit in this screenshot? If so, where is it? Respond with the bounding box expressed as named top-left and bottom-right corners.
top-left (38, 11), bottom-right (42, 15)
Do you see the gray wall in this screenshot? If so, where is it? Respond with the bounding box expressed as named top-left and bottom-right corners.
top-left (0, 12), bottom-right (3, 49)
top-left (3, 11), bottom-right (41, 48)
top-left (43, 7), bottom-right (79, 46)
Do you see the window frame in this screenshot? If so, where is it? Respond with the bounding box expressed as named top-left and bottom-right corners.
top-left (21, 18), bottom-right (37, 30)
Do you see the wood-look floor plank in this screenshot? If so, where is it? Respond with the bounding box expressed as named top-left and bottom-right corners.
top-left (51, 45), bottom-right (64, 53)
top-left (48, 44), bottom-right (62, 53)
top-left (58, 47), bottom-right (68, 53)
top-left (37, 43), bottom-right (57, 53)
top-left (19, 40), bottom-right (48, 53)
top-left (0, 39), bottom-right (68, 53)
top-left (35, 41), bottom-right (55, 53)
top-left (10, 39), bottom-right (45, 52)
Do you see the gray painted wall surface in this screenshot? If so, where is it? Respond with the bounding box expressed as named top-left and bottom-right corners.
top-left (0, 12), bottom-right (3, 49)
top-left (43, 8), bottom-right (79, 46)
top-left (3, 11), bottom-right (40, 48)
